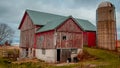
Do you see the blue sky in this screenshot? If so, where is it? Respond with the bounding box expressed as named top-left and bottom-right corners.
top-left (0, 0), bottom-right (119, 44)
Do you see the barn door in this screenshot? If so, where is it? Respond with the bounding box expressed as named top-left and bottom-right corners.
top-left (61, 49), bottom-right (71, 62)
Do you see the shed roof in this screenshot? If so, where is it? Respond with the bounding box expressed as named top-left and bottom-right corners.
top-left (26, 9), bottom-right (96, 32)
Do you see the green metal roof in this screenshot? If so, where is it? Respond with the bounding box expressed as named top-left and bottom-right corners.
top-left (26, 9), bottom-right (65, 25)
top-left (37, 17), bottom-right (69, 33)
top-left (26, 9), bottom-right (96, 32)
top-left (76, 19), bottom-right (96, 31)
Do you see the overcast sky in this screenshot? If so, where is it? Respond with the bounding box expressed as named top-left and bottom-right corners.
top-left (0, 0), bottom-right (120, 44)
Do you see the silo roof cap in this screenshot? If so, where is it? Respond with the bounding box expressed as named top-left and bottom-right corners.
top-left (98, 1), bottom-right (114, 8)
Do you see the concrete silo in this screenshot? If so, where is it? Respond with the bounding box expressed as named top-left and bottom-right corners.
top-left (96, 1), bottom-right (117, 50)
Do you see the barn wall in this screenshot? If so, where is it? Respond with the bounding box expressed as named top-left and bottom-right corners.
top-left (36, 49), bottom-right (56, 63)
top-left (83, 32), bottom-right (88, 45)
top-left (35, 49), bottom-right (82, 63)
top-left (19, 48), bottom-right (27, 58)
top-left (56, 32), bottom-right (83, 48)
top-left (36, 30), bottom-right (54, 49)
top-left (20, 14), bottom-right (35, 48)
top-left (87, 31), bottom-right (96, 47)
top-left (56, 18), bottom-right (83, 49)
top-left (83, 31), bottom-right (96, 47)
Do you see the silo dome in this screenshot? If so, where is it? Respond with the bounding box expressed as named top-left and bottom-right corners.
top-left (98, 1), bottom-right (114, 8)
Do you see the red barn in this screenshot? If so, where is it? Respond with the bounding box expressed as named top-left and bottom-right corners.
top-left (18, 9), bottom-right (96, 63)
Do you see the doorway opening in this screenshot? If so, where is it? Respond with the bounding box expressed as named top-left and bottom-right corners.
top-left (57, 49), bottom-right (60, 62)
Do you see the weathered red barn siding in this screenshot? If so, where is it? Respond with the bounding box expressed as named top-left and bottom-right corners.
top-left (56, 18), bottom-right (83, 48)
top-left (19, 13), bottom-right (35, 48)
top-left (83, 31), bottom-right (96, 47)
top-left (56, 32), bottom-right (82, 48)
top-left (87, 31), bottom-right (96, 47)
top-left (34, 25), bottom-right (42, 48)
top-left (83, 32), bottom-right (88, 45)
top-left (57, 18), bottom-right (82, 32)
top-left (36, 30), bottom-right (54, 49)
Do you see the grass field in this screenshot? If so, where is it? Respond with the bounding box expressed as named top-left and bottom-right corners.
top-left (0, 47), bottom-right (120, 68)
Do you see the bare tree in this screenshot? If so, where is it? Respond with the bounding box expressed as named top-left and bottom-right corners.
top-left (0, 23), bottom-right (14, 45)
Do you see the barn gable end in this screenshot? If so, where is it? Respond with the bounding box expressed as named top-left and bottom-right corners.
top-left (56, 18), bottom-right (83, 49)
top-left (19, 13), bottom-right (35, 48)
top-left (57, 18), bottom-right (82, 32)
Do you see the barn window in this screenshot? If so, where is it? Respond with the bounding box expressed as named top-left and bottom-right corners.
top-left (42, 49), bottom-right (46, 55)
top-left (71, 49), bottom-right (77, 54)
top-left (62, 36), bottom-right (66, 40)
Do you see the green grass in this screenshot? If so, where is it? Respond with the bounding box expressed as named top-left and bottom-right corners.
top-left (0, 47), bottom-right (120, 68)
top-left (84, 47), bottom-right (120, 68)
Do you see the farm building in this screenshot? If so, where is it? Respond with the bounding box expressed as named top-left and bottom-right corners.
top-left (96, 1), bottom-right (117, 50)
top-left (18, 9), bottom-right (96, 63)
